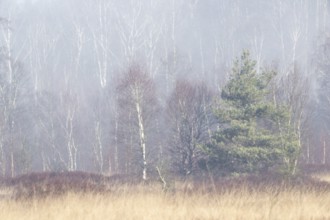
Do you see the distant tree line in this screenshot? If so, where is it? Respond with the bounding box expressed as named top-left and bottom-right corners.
top-left (0, 0), bottom-right (329, 180)
top-left (0, 46), bottom-right (304, 180)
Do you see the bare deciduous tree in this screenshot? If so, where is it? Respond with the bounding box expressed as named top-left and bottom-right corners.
top-left (0, 18), bottom-right (33, 177)
top-left (166, 80), bottom-right (214, 175)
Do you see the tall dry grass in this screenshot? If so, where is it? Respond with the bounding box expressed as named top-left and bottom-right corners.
top-left (1, 182), bottom-right (330, 220)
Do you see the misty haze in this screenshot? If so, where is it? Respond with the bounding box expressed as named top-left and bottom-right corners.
top-left (0, 0), bottom-right (330, 219)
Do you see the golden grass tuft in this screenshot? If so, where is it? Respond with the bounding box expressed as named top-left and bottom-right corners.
top-left (1, 182), bottom-right (330, 220)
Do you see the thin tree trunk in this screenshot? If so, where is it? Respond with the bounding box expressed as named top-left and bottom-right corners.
top-left (307, 139), bottom-right (310, 164)
top-left (114, 108), bottom-right (119, 173)
top-left (0, 141), bottom-right (5, 176)
top-left (323, 139), bottom-right (326, 165)
top-left (10, 152), bottom-right (14, 178)
top-left (136, 101), bottom-right (147, 180)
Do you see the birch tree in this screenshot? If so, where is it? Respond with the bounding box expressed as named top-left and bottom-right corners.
top-left (117, 64), bottom-right (158, 180)
top-left (314, 34), bottom-right (330, 165)
top-left (0, 18), bottom-right (32, 176)
top-left (275, 65), bottom-right (311, 173)
top-left (26, 21), bottom-right (61, 171)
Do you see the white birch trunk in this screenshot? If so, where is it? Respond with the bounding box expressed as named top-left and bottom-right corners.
top-left (93, 121), bottom-right (104, 173)
top-left (136, 101), bottom-right (147, 180)
top-left (114, 109), bottom-right (119, 173)
top-left (66, 106), bottom-right (77, 171)
top-left (0, 140), bottom-right (4, 176)
top-left (323, 139), bottom-right (326, 165)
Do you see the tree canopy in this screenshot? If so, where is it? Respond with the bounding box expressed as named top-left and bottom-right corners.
top-left (204, 51), bottom-right (299, 175)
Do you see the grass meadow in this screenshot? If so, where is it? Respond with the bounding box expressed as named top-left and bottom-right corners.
top-left (1, 172), bottom-right (330, 220)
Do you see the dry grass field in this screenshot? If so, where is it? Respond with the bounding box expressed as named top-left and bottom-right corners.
top-left (1, 172), bottom-right (330, 220)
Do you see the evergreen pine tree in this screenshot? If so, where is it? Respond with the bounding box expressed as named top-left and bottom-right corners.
top-left (204, 51), bottom-right (299, 175)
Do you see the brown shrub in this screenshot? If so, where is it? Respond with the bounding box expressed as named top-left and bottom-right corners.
top-left (301, 163), bottom-right (330, 174)
top-left (4, 171), bottom-right (139, 199)
top-left (198, 173), bottom-right (330, 194)
top-left (169, 172), bottom-right (330, 196)
top-left (3, 171), bottom-right (330, 200)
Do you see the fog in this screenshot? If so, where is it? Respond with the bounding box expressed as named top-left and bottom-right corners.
top-left (0, 0), bottom-right (329, 177)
